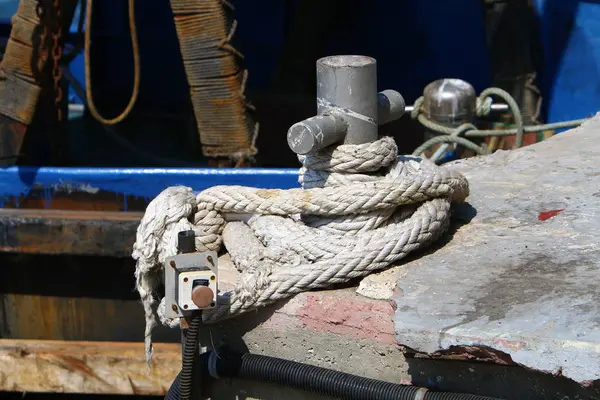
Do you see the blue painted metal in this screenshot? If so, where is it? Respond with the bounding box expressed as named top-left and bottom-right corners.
top-left (0, 0), bottom-right (18, 26)
top-left (0, 167), bottom-right (299, 208)
top-left (532, 0), bottom-right (600, 125)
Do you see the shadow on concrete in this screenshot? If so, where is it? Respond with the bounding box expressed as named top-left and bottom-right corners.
top-left (199, 299), bottom-right (287, 355)
top-left (407, 356), bottom-right (600, 400)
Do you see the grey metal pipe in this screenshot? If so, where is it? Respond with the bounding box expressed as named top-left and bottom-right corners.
top-left (378, 90), bottom-right (406, 125)
top-left (316, 55), bottom-right (378, 145)
top-left (287, 90), bottom-right (407, 154)
top-left (404, 103), bottom-right (509, 113)
top-left (287, 114), bottom-right (348, 155)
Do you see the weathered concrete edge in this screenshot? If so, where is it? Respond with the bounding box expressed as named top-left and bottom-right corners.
top-left (219, 256), bottom-right (397, 347)
top-left (396, 324), bottom-right (600, 386)
top-left (391, 116), bottom-right (600, 386)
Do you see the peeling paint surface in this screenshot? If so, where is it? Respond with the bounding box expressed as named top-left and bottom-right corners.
top-left (392, 117), bottom-right (600, 385)
top-left (0, 167), bottom-right (299, 209)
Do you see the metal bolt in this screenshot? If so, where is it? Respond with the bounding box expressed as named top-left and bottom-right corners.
top-left (210, 302), bottom-right (216, 308)
top-left (184, 277), bottom-right (188, 283)
top-left (207, 255), bottom-right (214, 267)
top-left (210, 275), bottom-right (216, 281)
top-left (183, 304), bottom-right (188, 310)
top-left (170, 260), bottom-right (176, 268)
top-left (172, 304), bottom-right (178, 312)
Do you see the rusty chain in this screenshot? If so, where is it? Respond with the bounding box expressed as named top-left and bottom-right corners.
top-left (35, 0), bottom-right (63, 122)
top-left (35, 0), bottom-right (49, 76)
top-left (51, 0), bottom-right (63, 122)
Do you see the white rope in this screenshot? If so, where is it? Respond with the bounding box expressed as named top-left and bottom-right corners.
top-left (133, 135), bottom-right (469, 362)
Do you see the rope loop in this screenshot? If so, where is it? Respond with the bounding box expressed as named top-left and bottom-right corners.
top-left (410, 86), bottom-right (587, 160)
top-left (133, 135), bottom-right (470, 362)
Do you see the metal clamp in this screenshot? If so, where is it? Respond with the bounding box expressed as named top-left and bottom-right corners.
top-left (287, 55), bottom-right (406, 155)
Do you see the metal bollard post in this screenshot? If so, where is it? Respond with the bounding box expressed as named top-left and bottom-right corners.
top-left (421, 79), bottom-right (477, 161)
top-left (287, 55), bottom-right (406, 155)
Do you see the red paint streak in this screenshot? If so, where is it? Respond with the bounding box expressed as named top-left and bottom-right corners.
top-left (538, 209), bottom-right (564, 221)
top-left (297, 294), bottom-right (397, 345)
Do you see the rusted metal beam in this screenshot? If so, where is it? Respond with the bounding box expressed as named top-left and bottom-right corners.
top-left (0, 209), bottom-right (141, 257)
top-left (0, 339), bottom-right (179, 395)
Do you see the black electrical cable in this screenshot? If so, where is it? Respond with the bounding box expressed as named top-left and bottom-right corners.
top-left (165, 350), bottom-right (503, 400)
top-left (164, 371), bottom-right (182, 400)
top-left (179, 313), bottom-right (203, 400)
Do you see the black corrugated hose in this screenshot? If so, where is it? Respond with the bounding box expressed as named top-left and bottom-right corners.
top-left (176, 313), bottom-right (203, 400)
top-left (165, 349), bottom-right (503, 400)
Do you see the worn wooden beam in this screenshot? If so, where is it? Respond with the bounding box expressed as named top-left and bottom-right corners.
top-left (0, 209), bottom-right (142, 257)
top-left (0, 339), bottom-right (179, 395)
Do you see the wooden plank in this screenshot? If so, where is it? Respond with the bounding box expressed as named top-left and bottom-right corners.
top-left (0, 209), bottom-right (142, 257)
top-left (0, 294), bottom-right (148, 342)
top-left (0, 339), bottom-right (180, 395)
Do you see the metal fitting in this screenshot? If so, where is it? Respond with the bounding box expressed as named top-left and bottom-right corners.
top-left (422, 78), bottom-right (476, 127)
top-left (164, 230), bottom-right (218, 319)
top-left (287, 55), bottom-right (406, 155)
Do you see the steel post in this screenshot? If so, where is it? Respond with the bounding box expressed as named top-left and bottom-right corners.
top-left (317, 55), bottom-right (378, 145)
top-left (287, 55), bottom-right (406, 155)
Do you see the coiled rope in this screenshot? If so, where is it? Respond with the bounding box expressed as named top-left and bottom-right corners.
top-left (411, 87), bottom-right (588, 162)
top-left (133, 135), bottom-right (469, 362)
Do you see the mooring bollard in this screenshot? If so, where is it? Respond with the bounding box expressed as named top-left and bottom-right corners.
top-left (287, 55), bottom-right (406, 154)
